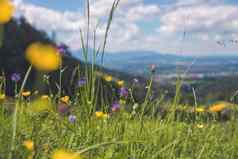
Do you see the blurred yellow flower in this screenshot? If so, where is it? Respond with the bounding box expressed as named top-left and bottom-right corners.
top-left (41, 95), bottom-right (50, 100)
top-left (23, 140), bottom-right (34, 151)
top-left (95, 111), bottom-right (109, 119)
top-left (60, 96), bottom-right (70, 104)
top-left (104, 75), bottom-right (112, 82)
top-left (209, 103), bottom-right (227, 112)
top-left (26, 42), bottom-right (62, 72)
top-left (0, 0), bottom-right (14, 24)
top-left (195, 108), bottom-right (205, 113)
top-left (28, 98), bottom-right (52, 113)
top-left (52, 149), bottom-right (81, 159)
top-left (22, 91), bottom-right (31, 97)
top-left (117, 80), bottom-right (124, 87)
top-left (0, 93), bottom-right (5, 100)
top-left (196, 124), bottom-right (204, 129)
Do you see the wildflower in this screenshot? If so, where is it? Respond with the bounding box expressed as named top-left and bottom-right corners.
top-left (117, 80), bottom-right (124, 87)
top-left (60, 96), bottom-right (70, 104)
top-left (119, 87), bottom-right (129, 98)
top-left (104, 75), bottom-right (112, 82)
top-left (11, 73), bottom-right (21, 82)
top-left (209, 103), bottom-right (227, 112)
top-left (57, 44), bottom-right (67, 55)
top-left (58, 103), bottom-right (70, 115)
top-left (52, 149), bottom-right (81, 159)
top-left (0, 93), bottom-right (5, 100)
top-left (22, 91), bottom-right (31, 97)
top-left (78, 78), bottom-right (86, 87)
top-left (195, 107), bottom-right (205, 113)
top-left (95, 111), bottom-right (108, 119)
top-left (25, 42), bottom-right (62, 72)
top-left (196, 124), bottom-right (204, 129)
top-left (0, 0), bottom-right (14, 24)
top-left (68, 115), bottom-right (77, 123)
top-left (112, 102), bottom-right (120, 112)
top-left (23, 140), bottom-right (34, 151)
top-left (41, 95), bottom-right (50, 100)
top-left (28, 98), bottom-right (52, 113)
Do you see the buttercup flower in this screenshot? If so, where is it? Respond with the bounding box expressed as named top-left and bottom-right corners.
top-left (196, 124), bottom-right (204, 129)
top-left (52, 149), bottom-right (81, 159)
top-left (22, 91), bottom-right (31, 97)
top-left (0, 0), bottom-right (14, 24)
top-left (95, 111), bottom-right (109, 119)
top-left (23, 140), bottom-right (34, 151)
top-left (60, 96), bottom-right (70, 104)
top-left (209, 103), bottom-right (227, 112)
top-left (0, 93), bottom-right (5, 101)
top-left (11, 73), bottom-right (21, 82)
top-left (41, 95), bottom-right (50, 100)
top-left (195, 107), bottom-right (205, 113)
top-left (117, 80), bottom-right (124, 87)
top-left (26, 42), bottom-right (62, 72)
top-left (104, 75), bottom-right (112, 82)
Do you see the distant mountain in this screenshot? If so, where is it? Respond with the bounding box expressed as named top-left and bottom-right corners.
top-left (73, 49), bottom-right (238, 75)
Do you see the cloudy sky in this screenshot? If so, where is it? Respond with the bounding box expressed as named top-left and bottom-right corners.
top-left (12, 0), bottom-right (238, 56)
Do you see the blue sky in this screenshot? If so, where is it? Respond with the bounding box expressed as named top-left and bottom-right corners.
top-left (13, 0), bottom-right (238, 56)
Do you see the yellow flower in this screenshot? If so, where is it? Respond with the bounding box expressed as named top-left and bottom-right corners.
top-left (104, 75), bottom-right (112, 82)
top-left (117, 80), bottom-right (124, 87)
top-left (26, 42), bottom-right (62, 72)
top-left (196, 124), bottom-right (204, 129)
top-left (52, 149), bottom-right (81, 159)
top-left (23, 140), bottom-right (34, 151)
top-left (0, 93), bottom-right (5, 100)
top-left (28, 98), bottom-right (52, 113)
top-left (41, 95), bottom-right (50, 100)
top-left (0, 0), bottom-right (14, 24)
top-left (195, 107), bottom-right (205, 113)
top-left (209, 103), bottom-right (227, 112)
top-left (22, 91), bottom-right (31, 97)
top-left (60, 96), bottom-right (70, 104)
top-left (95, 111), bottom-right (109, 119)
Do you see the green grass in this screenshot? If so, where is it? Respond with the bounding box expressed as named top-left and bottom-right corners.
top-left (1, 0), bottom-right (238, 158)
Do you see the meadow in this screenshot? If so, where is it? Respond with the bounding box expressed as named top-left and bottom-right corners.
top-left (1, 0), bottom-right (238, 159)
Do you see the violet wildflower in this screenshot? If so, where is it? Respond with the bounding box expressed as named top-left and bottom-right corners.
top-left (57, 44), bottom-right (66, 55)
top-left (119, 87), bottom-right (129, 98)
top-left (68, 115), bottom-right (77, 123)
top-left (11, 73), bottom-right (21, 82)
top-left (78, 78), bottom-right (86, 87)
top-left (112, 102), bottom-right (121, 112)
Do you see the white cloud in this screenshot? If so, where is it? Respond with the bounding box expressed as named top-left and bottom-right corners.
top-left (12, 0), bottom-right (238, 55)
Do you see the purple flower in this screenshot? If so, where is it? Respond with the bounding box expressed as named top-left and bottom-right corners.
top-left (119, 87), bottom-right (129, 98)
top-left (78, 78), bottom-right (86, 87)
top-left (57, 44), bottom-right (67, 55)
top-left (112, 102), bottom-right (121, 112)
top-left (11, 73), bottom-right (21, 82)
top-left (68, 115), bottom-right (77, 123)
top-left (57, 103), bottom-right (70, 115)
